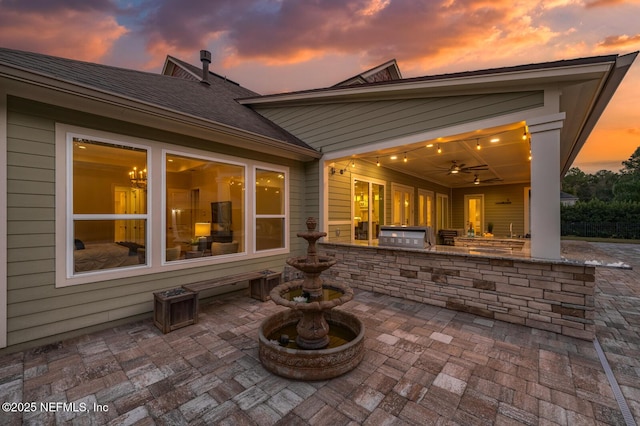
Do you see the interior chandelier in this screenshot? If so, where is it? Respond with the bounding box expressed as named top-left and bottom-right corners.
top-left (129, 166), bottom-right (147, 189)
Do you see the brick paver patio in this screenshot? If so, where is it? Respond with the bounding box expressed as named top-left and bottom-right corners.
top-left (0, 242), bottom-right (638, 425)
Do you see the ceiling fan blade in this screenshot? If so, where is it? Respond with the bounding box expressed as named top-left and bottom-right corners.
top-left (465, 164), bottom-right (488, 170)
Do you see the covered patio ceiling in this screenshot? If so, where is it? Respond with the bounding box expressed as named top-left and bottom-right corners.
top-left (340, 122), bottom-right (530, 189)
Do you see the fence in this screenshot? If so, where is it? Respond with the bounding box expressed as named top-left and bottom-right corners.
top-left (561, 222), bottom-right (640, 239)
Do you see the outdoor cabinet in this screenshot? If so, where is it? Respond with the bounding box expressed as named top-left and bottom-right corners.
top-left (153, 288), bottom-right (198, 333)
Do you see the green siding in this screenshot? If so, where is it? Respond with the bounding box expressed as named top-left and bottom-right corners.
top-left (255, 92), bottom-right (544, 152)
top-left (5, 97), bottom-right (309, 348)
top-left (452, 184), bottom-right (527, 236)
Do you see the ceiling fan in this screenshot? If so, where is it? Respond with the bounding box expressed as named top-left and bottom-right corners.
top-left (471, 174), bottom-right (502, 185)
top-left (444, 160), bottom-right (489, 175)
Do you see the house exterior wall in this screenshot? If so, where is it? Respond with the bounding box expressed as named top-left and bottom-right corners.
top-left (322, 243), bottom-right (595, 340)
top-left (254, 91), bottom-right (544, 153)
top-left (4, 96), bottom-right (308, 349)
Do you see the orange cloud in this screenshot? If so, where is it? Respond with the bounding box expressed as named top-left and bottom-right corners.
top-left (597, 34), bottom-right (640, 49)
top-left (585, 0), bottom-right (626, 7)
top-left (0, 9), bottom-right (127, 62)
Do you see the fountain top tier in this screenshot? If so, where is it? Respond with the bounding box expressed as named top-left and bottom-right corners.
top-left (284, 218), bottom-right (337, 300)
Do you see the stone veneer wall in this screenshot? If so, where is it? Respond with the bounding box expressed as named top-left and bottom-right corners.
top-left (321, 243), bottom-right (595, 340)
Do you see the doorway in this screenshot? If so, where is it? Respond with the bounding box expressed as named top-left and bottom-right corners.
top-left (436, 193), bottom-right (450, 231)
top-left (392, 183), bottom-right (413, 226)
top-left (464, 194), bottom-right (484, 235)
top-left (353, 178), bottom-right (384, 244)
top-left (418, 189), bottom-right (434, 227)
top-left (114, 186), bottom-right (146, 244)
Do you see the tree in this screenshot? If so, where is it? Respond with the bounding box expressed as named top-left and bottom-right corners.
top-left (562, 167), bottom-right (592, 200)
top-left (591, 170), bottom-right (616, 202)
top-left (620, 146), bottom-right (640, 175)
top-left (614, 146), bottom-right (640, 201)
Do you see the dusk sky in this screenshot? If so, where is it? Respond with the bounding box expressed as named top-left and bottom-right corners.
top-left (1, 0), bottom-right (639, 173)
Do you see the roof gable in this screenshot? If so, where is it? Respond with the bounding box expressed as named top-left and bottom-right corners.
top-left (333, 59), bottom-right (402, 87)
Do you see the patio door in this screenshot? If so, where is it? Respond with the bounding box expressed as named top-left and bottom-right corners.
top-left (353, 177), bottom-right (384, 244)
top-left (418, 189), bottom-right (434, 227)
top-left (436, 193), bottom-right (449, 231)
top-left (392, 183), bottom-right (413, 226)
top-left (464, 195), bottom-right (484, 235)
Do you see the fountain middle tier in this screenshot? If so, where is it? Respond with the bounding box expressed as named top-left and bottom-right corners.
top-left (285, 255), bottom-right (336, 300)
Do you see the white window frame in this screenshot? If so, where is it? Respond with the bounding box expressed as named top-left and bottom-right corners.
top-left (253, 165), bottom-right (289, 253)
top-left (56, 126), bottom-right (152, 286)
top-left (55, 124), bottom-right (290, 287)
top-left (162, 149), bottom-right (249, 264)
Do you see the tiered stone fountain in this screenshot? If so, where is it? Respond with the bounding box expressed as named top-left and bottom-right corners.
top-left (258, 217), bottom-right (365, 380)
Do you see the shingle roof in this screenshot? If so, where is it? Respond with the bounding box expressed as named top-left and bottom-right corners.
top-left (241, 54), bottom-right (620, 101)
top-left (0, 47), bottom-right (314, 151)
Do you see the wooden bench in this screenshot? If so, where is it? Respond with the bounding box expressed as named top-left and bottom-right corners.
top-left (438, 229), bottom-right (458, 246)
top-left (182, 269), bottom-right (282, 302)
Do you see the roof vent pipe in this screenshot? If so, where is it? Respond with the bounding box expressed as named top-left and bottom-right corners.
top-left (200, 50), bottom-right (211, 85)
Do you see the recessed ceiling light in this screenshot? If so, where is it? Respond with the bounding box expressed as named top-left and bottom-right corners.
top-left (490, 138), bottom-right (500, 143)
top-left (426, 143), bottom-right (434, 148)
top-left (390, 155), bottom-right (398, 160)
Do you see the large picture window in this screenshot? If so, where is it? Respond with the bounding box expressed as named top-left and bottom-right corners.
top-left (71, 138), bottom-right (148, 274)
top-left (255, 168), bottom-right (286, 251)
top-left (165, 153), bottom-right (245, 261)
top-left (58, 126), bottom-right (290, 286)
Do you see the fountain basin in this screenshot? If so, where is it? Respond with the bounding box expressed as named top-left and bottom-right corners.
top-left (258, 309), bottom-right (365, 380)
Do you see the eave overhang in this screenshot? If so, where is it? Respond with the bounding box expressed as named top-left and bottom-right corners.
top-left (239, 56), bottom-right (619, 106)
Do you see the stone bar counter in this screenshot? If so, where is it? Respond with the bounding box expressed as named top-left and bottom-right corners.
top-left (320, 242), bottom-right (596, 340)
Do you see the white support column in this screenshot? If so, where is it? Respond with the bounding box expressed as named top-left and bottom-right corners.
top-left (528, 113), bottom-right (565, 260)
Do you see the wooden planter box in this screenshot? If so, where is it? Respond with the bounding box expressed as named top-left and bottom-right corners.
top-left (249, 270), bottom-right (282, 301)
top-left (153, 288), bottom-right (198, 333)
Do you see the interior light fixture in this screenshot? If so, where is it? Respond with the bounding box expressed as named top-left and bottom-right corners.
top-left (528, 150), bottom-right (532, 161)
top-left (403, 153), bottom-right (407, 163)
top-left (390, 155), bottom-right (398, 160)
top-left (476, 140), bottom-right (481, 150)
top-left (351, 160), bottom-right (355, 168)
top-left (490, 138), bottom-right (500, 143)
top-left (437, 144), bottom-right (442, 154)
top-left (522, 128), bottom-right (528, 140)
top-left (473, 175), bottom-right (480, 185)
top-left (376, 157), bottom-right (380, 167)
top-left (426, 143), bottom-right (434, 148)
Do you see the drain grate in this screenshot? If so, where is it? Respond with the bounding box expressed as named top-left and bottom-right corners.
top-left (593, 337), bottom-right (637, 426)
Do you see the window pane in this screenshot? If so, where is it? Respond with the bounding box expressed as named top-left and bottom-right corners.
top-left (74, 220), bottom-right (146, 273)
top-left (166, 154), bottom-right (244, 260)
top-left (256, 169), bottom-right (284, 215)
top-left (256, 218), bottom-right (284, 250)
top-left (73, 139), bottom-right (147, 214)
